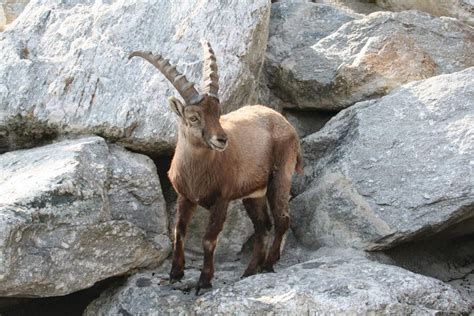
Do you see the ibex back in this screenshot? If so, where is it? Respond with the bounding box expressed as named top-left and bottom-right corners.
top-left (129, 41), bottom-right (302, 294)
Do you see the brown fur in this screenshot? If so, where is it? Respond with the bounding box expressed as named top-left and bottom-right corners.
top-left (168, 98), bottom-right (301, 293)
top-left (169, 104), bottom-right (299, 202)
top-left (130, 43), bottom-right (302, 294)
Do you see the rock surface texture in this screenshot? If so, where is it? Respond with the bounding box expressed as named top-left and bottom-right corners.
top-left (375, 0), bottom-right (474, 26)
top-left (0, 0), bottom-right (30, 27)
top-left (84, 256), bottom-right (471, 315)
top-left (0, 137), bottom-right (170, 297)
top-left (265, 2), bottom-right (356, 102)
top-left (1, 0), bottom-right (473, 314)
top-left (292, 68), bottom-right (474, 250)
top-left (0, 6), bottom-right (5, 30)
top-left (263, 2), bottom-right (355, 109)
top-left (0, 0), bottom-right (270, 154)
top-left (315, 0), bottom-right (382, 15)
top-left (269, 10), bottom-right (473, 110)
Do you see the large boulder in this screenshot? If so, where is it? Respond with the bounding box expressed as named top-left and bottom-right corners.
top-left (264, 2), bottom-right (355, 107)
top-left (266, 2), bottom-right (356, 81)
top-left (283, 109), bottom-right (334, 138)
top-left (272, 10), bottom-right (474, 110)
top-left (0, 137), bottom-right (170, 297)
top-left (0, 0), bottom-right (270, 154)
top-left (291, 68), bottom-right (474, 250)
top-left (84, 256), bottom-right (471, 315)
top-left (375, 0), bottom-right (474, 26)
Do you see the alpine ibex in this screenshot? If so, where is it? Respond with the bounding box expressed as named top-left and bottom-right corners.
top-left (129, 41), bottom-right (302, 294)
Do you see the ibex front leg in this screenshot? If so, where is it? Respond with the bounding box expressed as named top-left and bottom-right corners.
top-left (196, 199), bottom-right (229, 295)
top-left (170, 195), bottom-right (196, 283)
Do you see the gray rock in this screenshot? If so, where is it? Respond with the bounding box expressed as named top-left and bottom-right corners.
top-left (265, 2), bottom-right (355, 98)
top-left (0, 0), bottom-right (270, 154)
top-left (0, 6), bottom-right (5, 31)
top-left (84, 256), bottom-right (471, 315)
top-left (272, 0), bottom-right (381, 15)
top-left (1, 1), bottom-right (27, 36)
top-left (0, 136), bottom-right (170, 297)
top-left (375, 0), bottom-right (474, 26)
top-left (315, 0), bottom-right (383, 15)
top-left (168, 201), bottom-right (254, 262)
top-left (291, 68), bottom-right (474, 250)
top-left (0, 0), bottom-right (30, 28)
top-left (273, 10), bottom-right (474, 110)
top-left (266, 2), bottom-right (356, 67)
top-left (273, 0), bottom-right (311, 4)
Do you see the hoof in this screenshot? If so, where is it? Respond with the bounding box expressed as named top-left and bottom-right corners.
top-left (195, 280), bottom-right (212, 296)
top-left (262, 266), bottom-right (276, 273)
top-left (241, 268), bottom-right (259, 279)
top-left (169, 270), bottom-right (184, 284)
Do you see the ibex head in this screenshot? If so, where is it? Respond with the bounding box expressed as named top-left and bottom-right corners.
top-left (129, 41), bottom-right (228, 152)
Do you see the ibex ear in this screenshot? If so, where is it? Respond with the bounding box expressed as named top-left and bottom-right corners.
top-left (168, 96), bottom-right (185, 118)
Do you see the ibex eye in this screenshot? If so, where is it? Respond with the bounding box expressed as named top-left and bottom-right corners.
top-left (189, 116), bottom-right (199, 123)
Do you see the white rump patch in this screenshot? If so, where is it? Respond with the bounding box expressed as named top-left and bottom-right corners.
top-left (243, 187), bottom-right (267, 199)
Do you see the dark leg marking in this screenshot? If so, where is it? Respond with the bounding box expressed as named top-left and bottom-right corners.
top-left (170, 195), bottom-right (196, 283)
top-left (263, 162), bottom-right (293, 272)
top-left (196, 199), bottom-right (229, 295)
top-left (242, 197), bottom-right (272, 277)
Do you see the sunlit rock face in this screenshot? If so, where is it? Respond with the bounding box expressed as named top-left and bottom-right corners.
top-left (0, 6), bottom-right (6, 30)
top-left (0, 137), bottom-right (170, 297)
top-left (0, 0), bottom-right (30, 30)
top-left (264, 2), bottom-right (356, 109)
top-left (291, 68), bottom-right (474, 250)
top-left (266, 9), bottom-right (473, 111)
top-left (375, 0), bottom-right (474, 26)
top-left (83, 256), bottom-right (471, 315)
top-left (0, 0), bottom-right (271, 154)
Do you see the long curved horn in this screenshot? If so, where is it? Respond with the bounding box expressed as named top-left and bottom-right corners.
top-left (201, 40), bottom-right (219, 99)
top-left (129, 51), bottom-right (203, 105)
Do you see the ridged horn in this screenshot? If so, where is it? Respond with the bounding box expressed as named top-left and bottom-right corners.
top-left (201, 40), bottom-right (219, 99)
top-left (129, 51), bottom-right (203, 105)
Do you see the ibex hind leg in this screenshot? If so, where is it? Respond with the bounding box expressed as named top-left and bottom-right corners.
top-left (242, 197), bottom-right (272, 278)
top-left (262, 151), bottom-right (295, 272)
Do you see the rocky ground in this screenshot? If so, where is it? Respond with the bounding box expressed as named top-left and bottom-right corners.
top-left (0, 0), bottom-right (473, 315)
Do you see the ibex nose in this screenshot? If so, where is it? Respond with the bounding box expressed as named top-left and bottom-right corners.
top-left (216, 134), bottom-right (228, 146)
top-left (209, 133), bottom-right (228, 151)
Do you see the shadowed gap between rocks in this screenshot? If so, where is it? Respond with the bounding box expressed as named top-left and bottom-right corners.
top-left (149, 153), bottom-right (179, 247)
top-left (283, 108), bottom-right (338, 139)
top-left (0, 276), bottom-right (127, 316)
top-left (372, 220), bottom-right (474, 305)
top-left (369, 203), bottom-right (474, 251)
top-left (0, 118), bottom-right (59, 154)
top-left (148, 153), bottom-right (177, 207)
